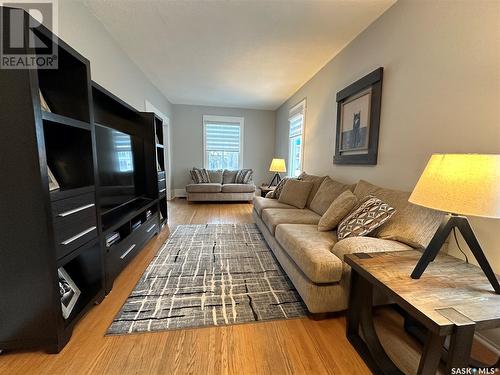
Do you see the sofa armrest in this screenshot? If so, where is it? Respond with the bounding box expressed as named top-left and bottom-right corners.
top-left (331, 236), bottom-right (414, 262)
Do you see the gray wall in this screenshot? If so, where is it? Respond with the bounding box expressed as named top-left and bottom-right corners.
top-left (57, 1), bottom-right (172, 118)
top-left (171, 105), bottom-right (275, 191)
top-left (275, 0), bottom-right (500, 348)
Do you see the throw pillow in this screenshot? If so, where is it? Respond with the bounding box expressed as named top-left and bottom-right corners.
top-left (278, 180), bottom-right (313, 209)
top-left (297, 172), bottom-right (327, 208)
top-left (235, 169), bottom-right (253, 184)
top-left (309, 176), bottom-right (355, 216)
top-left (337, 195), bottom-right (396, 240)
top-left (318, 190), bottom-right (358, 232)
top-left (222, 169), bottom-right (238, 184)
top-left (190, 167), bottom-right (210, 183)
top-left (268, 177), bottom-right (293, 199)
top-left (207, 169), bottom-right (223, 184)
top-left (353, 180), bottom-right (443, 248)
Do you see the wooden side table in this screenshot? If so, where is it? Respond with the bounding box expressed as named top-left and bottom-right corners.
top-left (259, 185), bottom-right (276, 198)
top-left (345, 251), bottom-right (500, 375)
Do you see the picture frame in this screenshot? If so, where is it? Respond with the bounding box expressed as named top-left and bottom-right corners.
top-left (334, 67), bottom-right (383, 165)
top-left (58, 267), bottom-right (81, 319)
top-left (47, 166), bottom-right (60, 191)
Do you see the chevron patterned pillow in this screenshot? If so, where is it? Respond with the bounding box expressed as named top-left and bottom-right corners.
top-left (337, 195), bottom-right (396, 240)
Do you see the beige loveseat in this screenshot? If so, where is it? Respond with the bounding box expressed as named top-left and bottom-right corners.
top-left (187, 169), bottom-right (256, 202)
top-left (253, 175), bottom-right (444, 313)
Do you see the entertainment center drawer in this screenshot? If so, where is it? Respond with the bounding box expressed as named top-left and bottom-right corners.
top-left (53, 205), bottom-right (98, 260)
top-left (158, 178), bottom-right (166, 194)
top-left (51, 192), bottom-right (95, 218)
top-left (107, 215), bottom-right (159, 278)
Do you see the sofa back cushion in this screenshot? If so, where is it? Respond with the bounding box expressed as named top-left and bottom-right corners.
top-left (235, 169), bottom-right (253, 184)
top-left (353, 180), bottom-right (444, 248)
top-left (278, 180), bottom-right (314, 209)
top-left (207, 169), bottom-right (223, 184)
top-left (309, 176), bottom-right (355, 216)
top-left (222, 169), bottom-right (238, 184)
top-left (297, 172), bottom-right (327, 208)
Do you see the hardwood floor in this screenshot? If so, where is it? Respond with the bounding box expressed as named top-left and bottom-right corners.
top-left (0, 199), bottom-right (494, 374)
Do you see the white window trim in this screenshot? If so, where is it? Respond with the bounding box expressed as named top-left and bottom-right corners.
top-left (288, 99), bottom-right (306, 176)
top-left (202, 115), bottom-right (245, 169)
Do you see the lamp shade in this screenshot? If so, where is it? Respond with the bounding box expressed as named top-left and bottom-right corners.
top-left (269, 158), bottom-right (286, 173)
top-left (409, 154), bottom-right (500, 218)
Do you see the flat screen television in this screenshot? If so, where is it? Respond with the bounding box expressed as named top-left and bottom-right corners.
top-left (95, 125), bottom-right (138, 210)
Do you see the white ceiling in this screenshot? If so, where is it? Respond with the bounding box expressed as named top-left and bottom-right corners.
top-left (84, 0), bottom-right (395, 110)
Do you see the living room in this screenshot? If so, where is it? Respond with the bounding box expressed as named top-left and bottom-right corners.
top-left (0, 1), bottom-right (499, 374)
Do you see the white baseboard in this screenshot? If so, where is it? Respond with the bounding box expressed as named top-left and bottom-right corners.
top-left (174, 189), bottom-right (187, 198)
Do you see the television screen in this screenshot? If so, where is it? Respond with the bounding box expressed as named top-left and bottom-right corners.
top-left (95, 125), bottom-right (137, 210)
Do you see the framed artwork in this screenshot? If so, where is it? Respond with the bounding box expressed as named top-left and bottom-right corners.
top-left (334, 67), bottom-right (383, 165)
top-left (58, 267), bottom-right (81, 319)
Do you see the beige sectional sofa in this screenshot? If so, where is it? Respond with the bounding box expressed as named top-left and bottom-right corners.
top-left (253, 175), bottom-right (444, 313)
top-left (187, 169), bottom-right (256, 202)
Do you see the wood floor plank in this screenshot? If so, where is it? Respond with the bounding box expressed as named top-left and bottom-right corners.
top-left (4, 198), bottom-right (474, 375)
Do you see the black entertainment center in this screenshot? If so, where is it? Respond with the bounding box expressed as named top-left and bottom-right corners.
top-left (0, 7), bottom-right (168, 353)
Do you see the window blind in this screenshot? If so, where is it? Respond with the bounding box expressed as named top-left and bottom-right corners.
top-left (205, 123), bottom-right (241, 152)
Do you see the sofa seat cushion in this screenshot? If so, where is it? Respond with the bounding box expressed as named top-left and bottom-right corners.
top-left (221, 183), bottom-right (256, 193)
top-left (186, 183), bottom-right (222, 193)
top-left (353, 180), bottom-right (444, 248)
top-left (275, 224), bottom-right (342, 283)
top-left (253, 196), bottom-right (295, 215)
top-left (331, 236), bottom-right (413, 261)
top-left (262, 208), bottom-right (321, 234)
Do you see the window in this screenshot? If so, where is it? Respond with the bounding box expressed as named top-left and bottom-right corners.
top-left (288, 100), bottom-right (306, 177)
top-left (203, 115), bottom-right (244, 170)
top-left (112, 130), bottom-right (133, 172)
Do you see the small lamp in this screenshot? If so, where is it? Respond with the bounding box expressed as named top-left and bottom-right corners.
top-left (409, 154), bottom-right (500, 293)
top-left (268, 158), bottom-right (286, 187)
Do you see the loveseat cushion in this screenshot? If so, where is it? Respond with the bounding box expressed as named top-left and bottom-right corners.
top-left (253, 196), bottom-right (295, 216)
top-left (298, 172), bottom-right (327, 208)
top-left (275, 224), bottom-right (342, 283)
top-left (331, 236), bottom-right (413, 261)
top-left (262, 208), bottom-right (321, 234)
top-left (221, 183), bottom-right (256, 193)
top-left (353, 180), bottom-right (443, 248)
top-left (222, 170), bottom-right (238, 184)
top-left (207, 169), bottom-right (223, 184)
top-left (309, 177), bottom-right (355, 216)
top-left (186, 183), bottom-right (222, 193)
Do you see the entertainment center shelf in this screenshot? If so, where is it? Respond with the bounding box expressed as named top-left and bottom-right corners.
top-left (42, 111), bottom-right (92, 131)
top-left (0, 7), bottom-right (167, 354)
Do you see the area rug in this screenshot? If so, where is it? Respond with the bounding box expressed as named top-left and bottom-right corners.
top-left (107, 224), bottom-right (307, 335)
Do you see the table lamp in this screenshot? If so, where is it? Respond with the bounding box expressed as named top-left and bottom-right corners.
top-left (409, 154), bottom-right (500, 293)
top-left (268, 158), bottom-right (286, 187)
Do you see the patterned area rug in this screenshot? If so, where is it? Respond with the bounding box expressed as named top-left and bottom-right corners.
top-left (107, 224), bottom-right (307, 335)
